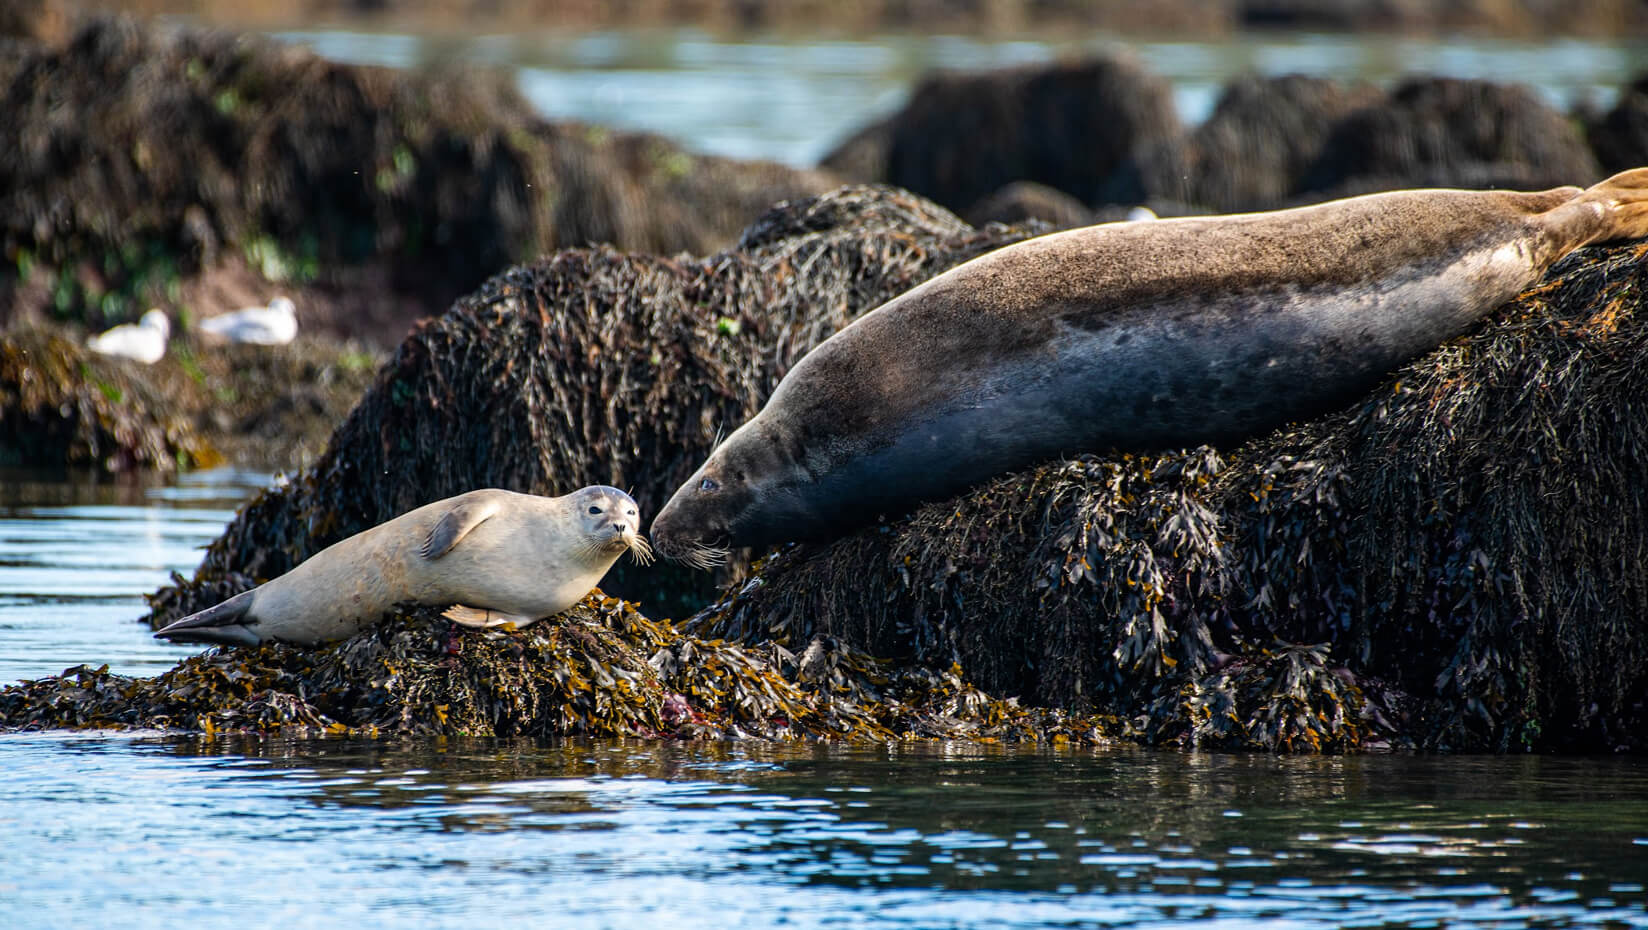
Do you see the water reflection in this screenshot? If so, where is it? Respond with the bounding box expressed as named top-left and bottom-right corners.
top-left (0, 467), bottom-right (270, 684)
top-left (4, 734), bottom-right (1641, 927)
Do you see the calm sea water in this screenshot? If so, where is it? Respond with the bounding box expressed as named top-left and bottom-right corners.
top-left (247, 27), bottom-right (1648, 166)
top-left (1, 471), bottom-right (1646, 927)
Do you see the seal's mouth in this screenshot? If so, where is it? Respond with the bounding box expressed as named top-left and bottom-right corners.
top-left (623, 531), bottom-right (655, 566)
top-left (653, 528), bottom-right (729, 570)
top-left (669, 541), bottom-right (728, 570)
top-left (588, 528), bottom-right (654, 566)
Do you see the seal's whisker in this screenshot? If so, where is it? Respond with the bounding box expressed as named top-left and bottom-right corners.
top-left (626, 534), bottom-right (655, 566)
top-left (680, 544), bottom-right (728, 570)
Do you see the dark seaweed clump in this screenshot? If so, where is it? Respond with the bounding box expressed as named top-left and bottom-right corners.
top-left (0, 326), bottom-right (382, 473)
top-left (0, 593), bottom-right (1125, 744)
top-left (0, 13), bottom-right (834, 335)
top-left (691, 240), bottom-right (1648, 753)
top-left (0, 328), bottom-right (220, 471)
top-left (880, 57), bottom-right (1180, 215)
top-left (147, 187), bottom-right (1049, 622)
top-left (826, 62), bottom-right (1612, 222)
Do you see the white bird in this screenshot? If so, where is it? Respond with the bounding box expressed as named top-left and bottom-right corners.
top-left (198, 296), bottom-right (298, 345)
top-left (86, 309), bottom-right (170, 364)
top-left (1126, 205), bottom-right (1159, 222)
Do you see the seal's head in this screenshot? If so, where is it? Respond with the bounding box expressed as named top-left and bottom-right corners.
top-left (651, 416), bottom-right (819, 569)
top-left (571, 485), bottom-right (653, 565)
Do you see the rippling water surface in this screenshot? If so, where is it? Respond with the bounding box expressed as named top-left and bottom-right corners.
top-left (2, 476), bottom-right (1647, 928)
top-left (0, 468), bottom-right (274, 685)
top-left (2, 735), bottom-right (1646, 927)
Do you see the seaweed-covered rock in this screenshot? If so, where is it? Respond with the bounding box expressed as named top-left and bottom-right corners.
top-left (0, 593), bottom-right (1128, 744)
top-left (965, 181), bottom-right (1098, 229)
top-left (689, 240), bottom-right (1648, 753)
top-left (818, 116), bottom-right (892, 184)
top-left (1301, 77), bottom-right (1602, 198)
top-left (1589, 74), bottom-right (1648, 174)
top-left (0, 326), bottom-right (382, 473)
top-left (1158, 74), bottom-right (1385, 212)
top-left (148, 187), bottom-right (1049, 621)
top-left (0, 328), bottom-right (220, 471)
top-left (0, 13), bottom-right (836, 338)
top-left (882, 56), bottom-right (1182, 214)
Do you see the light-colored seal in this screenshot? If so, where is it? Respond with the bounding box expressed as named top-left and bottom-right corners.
top-left (155, 486), bottom-right (651, 647)
top-left (653, 169), bottom-right (1648, 564)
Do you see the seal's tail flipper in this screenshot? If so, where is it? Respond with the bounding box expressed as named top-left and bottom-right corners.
top-left (1574, 168), bottom-right (1648, 245)
top-left (153, 589), bottom-right (261, 647)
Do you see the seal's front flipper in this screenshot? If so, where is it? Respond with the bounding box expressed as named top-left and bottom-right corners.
top-left (421, 497), bottom-right (502, 560)
top-left (442, 604), bottom-right (536, 631)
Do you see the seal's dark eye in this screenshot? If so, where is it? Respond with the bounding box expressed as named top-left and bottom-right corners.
top-left (588, 506), bottom-right (602, 514)
top-left (699, 478), bottom-right (719, 492)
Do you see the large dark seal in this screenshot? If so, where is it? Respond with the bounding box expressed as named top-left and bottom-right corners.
top-left (652, 169), bottom-right (1648, 564)
top-left (156, 486), bottom-right (651, 647)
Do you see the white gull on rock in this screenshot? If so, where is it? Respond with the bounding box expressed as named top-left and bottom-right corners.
top-left (86, 309), bottom-right (170, 364)
top-left (199, 296), bottom-right (298, 345)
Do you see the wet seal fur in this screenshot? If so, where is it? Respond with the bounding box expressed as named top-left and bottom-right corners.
top-left (156, 486), bottom-right (651, 647)
top-left (653, 169), bottom-right (1648, 562)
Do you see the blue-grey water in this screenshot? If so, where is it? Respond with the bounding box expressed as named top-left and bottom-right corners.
top-left (250, 27), bottom-right (1648, 166)
top-left (1, 471), bottom-right (1647, 927)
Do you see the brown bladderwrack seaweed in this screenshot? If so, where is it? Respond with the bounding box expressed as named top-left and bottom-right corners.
top-left (0, 592), bottom-right (1128, 743)
top-left (126, 193), bottom-right (1648, 752)
top-left (0, 328), bottom-right (220, 471)
top-left (147, 186), bottom-right (1048, 621)
top-left (1224, 239), bottom-right (1648, 752)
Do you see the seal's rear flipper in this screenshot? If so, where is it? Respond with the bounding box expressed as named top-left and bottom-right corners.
top-left (442, 604), bottom-right (536, 631)
top-left (153, 589), bottom-right (261, 647)
top-left (1555, 168), bottom-right (1648, 246)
